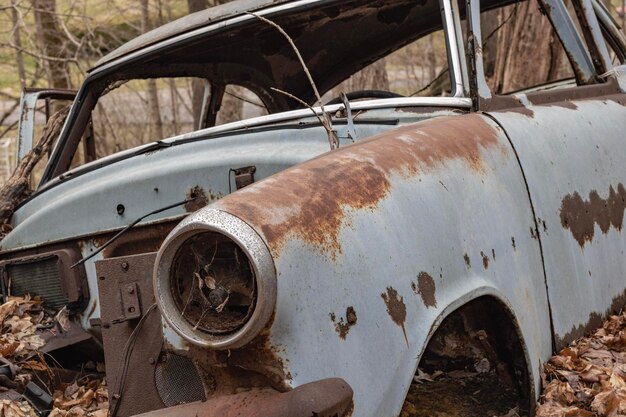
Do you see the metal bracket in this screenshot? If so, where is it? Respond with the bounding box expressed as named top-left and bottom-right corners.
top-left (340, 93), bottom-right (358, 142)
top-left (113, 282), bottom-right (142, 323)
top-left (233, 166), bottom-right (256, 190)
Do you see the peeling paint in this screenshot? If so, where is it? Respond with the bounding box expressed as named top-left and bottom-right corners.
top-left (185, 185), bottom-right (209, 212)
top-left (480, 251), bottom-right (489, 269)
top-left (463, 253), bottom-right (471, 268)
top-left (413, 272), bottom-right (437, 308)
top-left (214, 115), bottom-right (505, 260)
top-left (559, 183), bottom-right (626, 247)
top-left (381, 287), bottom-right (407, 346)
top-left (330, 306), bottom-right (357, 340)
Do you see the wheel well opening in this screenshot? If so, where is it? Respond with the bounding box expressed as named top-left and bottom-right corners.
top-left (401, 295), bottom-right (532, 416)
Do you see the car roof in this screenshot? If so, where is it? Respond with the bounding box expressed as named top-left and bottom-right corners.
top-left (92, 0), bottom-right (289, 70)
top-left (88, 0), bottom-right (518, 108)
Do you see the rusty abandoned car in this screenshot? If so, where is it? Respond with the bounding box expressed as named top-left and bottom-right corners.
top-left (2, 0), bottom-right (626, 415)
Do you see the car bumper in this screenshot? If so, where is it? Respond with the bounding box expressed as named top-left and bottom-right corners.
top-left (130, 378), bottom-right (353, 417)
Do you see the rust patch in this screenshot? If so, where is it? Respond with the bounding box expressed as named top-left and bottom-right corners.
top-left (555, 289), bottom-right (626, 349)
top-left (185, 185), bottom-right (209, 212)
top-left (191, 328), bottom-right (292, 395)
top-left (502, 106), bottom-right (535, 118)
top-left (543, 101), bottom-right (578, 110)
top-left (559, 183), bottom-right (626, 247)
top-left (213, 115), bottom-right (505, 259)
top-left (414, 272), bottom-right (437, 308)
top-left (480, 251), bottom-right (489, 269)
top-left (381, 287), bottom-right (408, 346)
top-left (330, 307), bottom-right (357, 340)
top-left (463, 253), bottom-right (471, 268)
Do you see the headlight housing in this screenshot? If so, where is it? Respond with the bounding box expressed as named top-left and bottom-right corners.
top-left (154, 209), bottom-right (276, 349)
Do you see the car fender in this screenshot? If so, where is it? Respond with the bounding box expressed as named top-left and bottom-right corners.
top-left (158, 113), bottom-right (553, 416)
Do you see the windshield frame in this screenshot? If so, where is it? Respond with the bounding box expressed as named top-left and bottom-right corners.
top-left (38, 0), bottom-right (470, 188)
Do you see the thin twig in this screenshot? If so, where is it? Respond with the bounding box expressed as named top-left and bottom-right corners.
top-left (270, 87), bottom-right (326, 127)
top-left (246, 12), bottom-right (338, 149)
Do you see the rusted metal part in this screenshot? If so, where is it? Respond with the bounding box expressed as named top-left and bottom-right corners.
top-left (95, 253), bottom-right (167, 417)
top-left (571, 0), bottom-right (612, 74)
top-left (184, 186), bottom-right (209, 212)
top-left (413, 272), bottom-right (437, 308)
top-left (98, 221), bottom-right (179, 259)
top-left (39, 319), bottom-right (95, 354)
top-left (463, 253), bottom-right (471, 268)
top-left (213, 114), bottom-right (505, 260)
top-left (130, 378), bottom-right (353, 417)
top-left (480, 251), bottom-right (490, 270)
top-left (330, 307), bottom-right (358, 340)
top-left (466, 0), bottom-right (491, 106)
top-left (381, 287), bottom-right (408, 346)
top-left (232, 166), bottom-right (256, 190)
top-left (559, 183), bottom-right (625, 247)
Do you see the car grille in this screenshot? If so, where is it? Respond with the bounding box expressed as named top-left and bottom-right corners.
top-left (7, 256), bottom-right (68, 309)
top-left (154, 353), bottom-right (206, 406)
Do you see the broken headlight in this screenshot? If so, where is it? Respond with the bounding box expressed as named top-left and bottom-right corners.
top-left (154, 209), bottom-right (276, 349)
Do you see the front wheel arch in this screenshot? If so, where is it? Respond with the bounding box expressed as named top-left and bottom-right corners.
top-left (404, 292), bottom-right (534, 416)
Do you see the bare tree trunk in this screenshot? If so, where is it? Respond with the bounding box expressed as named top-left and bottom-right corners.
top-left (491, 0), bottom-right (562, 93)
top-left (480, 9), bottom-right (500, 84)
top-left (140, 0), bottom-right (164, 139)
top-left (426, 35), bottom-right (437, 82)
top-left (345, 59), bottom-right (390, 91)
top-left (217, 85), bottom-right (244, 125)
top-left (10, 1), bottom-right (26, 89)
top-left (33, 0), bottom-right (71, 89)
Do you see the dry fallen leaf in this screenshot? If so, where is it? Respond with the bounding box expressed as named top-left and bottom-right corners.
top-left (0, 297), bottom-right (109, 417)
top-left (537, 311), bottom-right (626, 417)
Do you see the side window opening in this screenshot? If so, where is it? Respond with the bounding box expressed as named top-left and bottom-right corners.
top-left (216, 85), bottom-right (268, 126)
top-left (66, 79), bottom-right (269, 169)
top-left (324, 15), bottom-right (451, 100)
top-left (481, 0), bottom-right (576, 94)
top-left (92, 77), bottom-right (200, 159)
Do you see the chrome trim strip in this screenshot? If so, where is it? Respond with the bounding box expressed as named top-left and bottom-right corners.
top-left (165, 97), bottom-right (472, 144)
top-left (441, 0), bottom-right (467, 97)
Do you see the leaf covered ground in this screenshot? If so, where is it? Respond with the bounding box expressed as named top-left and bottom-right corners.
top-left (0, 296), bottom-right (108, 417)
top-left (536, 311), bottom-right (626, 417)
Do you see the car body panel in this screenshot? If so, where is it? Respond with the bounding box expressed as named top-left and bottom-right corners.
top-left (488, 95), bottom-right (626, 348)
top-left (1, 0), bottom-right (625, 414)
top-left (209, 113), bottom-right (552, 415)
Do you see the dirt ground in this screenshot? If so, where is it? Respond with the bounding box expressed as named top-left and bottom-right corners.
top-left (402, 371), bottom-right (524, 417)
